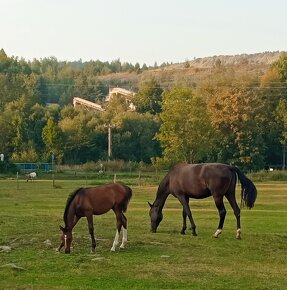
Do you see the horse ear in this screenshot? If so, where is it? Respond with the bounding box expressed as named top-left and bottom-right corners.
top-left (148, 202), bottom-right (153, 208)
top-left (59, 225), bottom-right (65, 232)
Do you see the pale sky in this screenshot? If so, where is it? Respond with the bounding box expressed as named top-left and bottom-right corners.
top-left (1, 0), bottom-right (286, 65)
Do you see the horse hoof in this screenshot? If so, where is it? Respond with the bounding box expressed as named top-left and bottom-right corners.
top-left (236, 229), bottom-right (241, 240)
top-left (192, 233), bottom-right (198, 237)
top-left (181, 231), bottom-right (186, 235)
top-left (214, 229), bottom-right (222, 238)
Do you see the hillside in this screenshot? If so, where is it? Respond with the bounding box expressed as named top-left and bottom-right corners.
top-left (98, 51), bottom-right (285, 89)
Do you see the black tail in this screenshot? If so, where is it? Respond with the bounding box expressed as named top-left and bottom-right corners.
top-left (122, 185), bottom-right (133, 212)
top-left (230, 166), bottom-right (257, 208)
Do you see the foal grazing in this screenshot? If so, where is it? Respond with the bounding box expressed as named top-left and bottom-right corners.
top-left (58, 183), bottom-right (132, 253)
top-left (149, 163), bottom-right (257, 239)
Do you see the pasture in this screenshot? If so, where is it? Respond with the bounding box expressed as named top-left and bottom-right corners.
top-left (0, 178), bottom-right (286, 289)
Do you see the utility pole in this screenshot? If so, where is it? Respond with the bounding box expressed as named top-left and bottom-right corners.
top-left (283, 142), bottom-right (286, 170)
top-left (108, 124), bottom-right (112, 159)
top-left (105, 123), bottom-right (114, 160)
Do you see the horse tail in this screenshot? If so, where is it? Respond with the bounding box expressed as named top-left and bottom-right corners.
top-left (230, 166), bottom-right (257, 209)
top-left (122, 185), bottom-right (133, 213)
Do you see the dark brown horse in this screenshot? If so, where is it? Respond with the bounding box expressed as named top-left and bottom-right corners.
top-left (149, 163), bottom-right (257, 239)
top-left (58, 182), bottom-right (132, 253)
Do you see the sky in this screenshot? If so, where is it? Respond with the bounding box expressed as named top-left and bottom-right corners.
top-left (1, 0), bottom-right (287, 65)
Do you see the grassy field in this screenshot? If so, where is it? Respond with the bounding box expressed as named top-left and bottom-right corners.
top-left (0, 178), bottom-right (286, 289)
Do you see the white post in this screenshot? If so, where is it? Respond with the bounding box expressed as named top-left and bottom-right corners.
top-left (108, 124), bottom-right (112, 160)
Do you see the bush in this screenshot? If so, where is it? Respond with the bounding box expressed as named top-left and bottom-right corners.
top-left (248, 170), bottom-right (287, 182)
top-left (0, 161), bottom-right (17, 174)
top-left (56, 160), bottom-right (156, 173)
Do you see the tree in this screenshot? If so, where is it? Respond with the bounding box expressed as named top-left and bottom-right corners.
top-left (275, 99), bottom-right (287, 169)
top-left (112, 112), bottom-right (161, 163)
top-left (134, 78), bottom-right (163, 114)
top-left (272, 52), bottom-right (287, 82)
top-left (59, 107), bottom-right (102, 163)
top-left (42, 118), bottom-right (63, 163)
top-left (156, 87), bottom-right (213, 164)
top-left (259, 67), bottom-right (283, 167)
top-left (207, 80), bottom-right (265, 169)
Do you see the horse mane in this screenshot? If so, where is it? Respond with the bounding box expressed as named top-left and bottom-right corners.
top-left (153, 172), bottom-right (170, 208)
top-left (63, 188), bottom-right (83, 227)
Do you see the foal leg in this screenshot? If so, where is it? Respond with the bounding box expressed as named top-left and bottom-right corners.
top-left (181, 197), bottom-right (189, 235)
top-left (213, 195), bottom-right (226, 238)
top-left (177, 195), bottom-right (197, 236)
top-left (111, 209), bottom-right (123, 252)
top-left (120, 213), bottom-right (128, 249)
top-left (226, 193), bottom-right (241, 239)
top-left (86, 214), bottom-right (96, 253)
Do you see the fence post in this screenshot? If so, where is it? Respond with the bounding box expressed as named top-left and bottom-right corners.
top-left (138, 171), bottom-right (141, 186)
top-left (16, 172), bottom-right (19, 190)
top-left (52, 173), bottom-right (55, 188)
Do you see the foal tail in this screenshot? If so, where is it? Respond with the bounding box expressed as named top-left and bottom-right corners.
top-left (230, 166), bottom-right (257, 209)
top-left (122, 185), bottom-right (133, 212)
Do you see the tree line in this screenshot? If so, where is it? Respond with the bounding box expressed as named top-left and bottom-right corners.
top-left (0, 48), bottom-right (287, 171)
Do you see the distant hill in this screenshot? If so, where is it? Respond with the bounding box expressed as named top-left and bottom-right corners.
top-left (187, 51), bottom-right (284, 68)
top-left (97, 51), bottom-right (286, 89)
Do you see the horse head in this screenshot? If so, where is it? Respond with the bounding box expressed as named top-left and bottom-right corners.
top-left (148, 202), bottom-right (163, 233)
top-left (59, 225), bottom-right (73, 254)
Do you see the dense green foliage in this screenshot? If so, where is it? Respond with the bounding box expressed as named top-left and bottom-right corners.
top-left (1, 49), bottom-right (287, 170)
top-left (0, 179), bottom-right (286, 289)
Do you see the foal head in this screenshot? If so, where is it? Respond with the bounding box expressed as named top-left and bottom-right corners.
top-left (148, 202), bottom-right (163, 233)
top-left (59, 226), bottom-right (73, 253)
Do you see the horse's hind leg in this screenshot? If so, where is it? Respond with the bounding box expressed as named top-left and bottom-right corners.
top-left (226, 193), bottom-right (241, 239)
top-left (86, 214), bottom-right (96, 253)
top-left (120, 213), bottom-right (127, 249)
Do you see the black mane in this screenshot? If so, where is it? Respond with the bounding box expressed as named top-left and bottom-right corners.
top-left (63, 188), bottom-right (83, 227)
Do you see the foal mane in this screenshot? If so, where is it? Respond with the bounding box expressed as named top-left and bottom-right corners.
top-left (63, 188), bottom-right (83, 226)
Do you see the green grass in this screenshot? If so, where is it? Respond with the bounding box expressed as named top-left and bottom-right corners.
top-left (0, 179), bottom-right (286, 289)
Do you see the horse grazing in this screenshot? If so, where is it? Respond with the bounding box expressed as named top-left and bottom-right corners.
top-left (58, 183), bottom-right (132, 253)
top-left (26, 172), bottom-right (37, 182)
top-left (148, 163), bottom-right (257, 239)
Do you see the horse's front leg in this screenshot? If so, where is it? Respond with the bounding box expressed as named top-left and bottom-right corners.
top-left (181, 197), bottom-right (189, 234)
top-left (120, 213), bottom-right (128, 249)
top-left (86, 215), bottom-right (96, 253)
top-left (57, 241), bottom-right (64, 252)
top-left (177, 195), bottom-right (197, 236)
